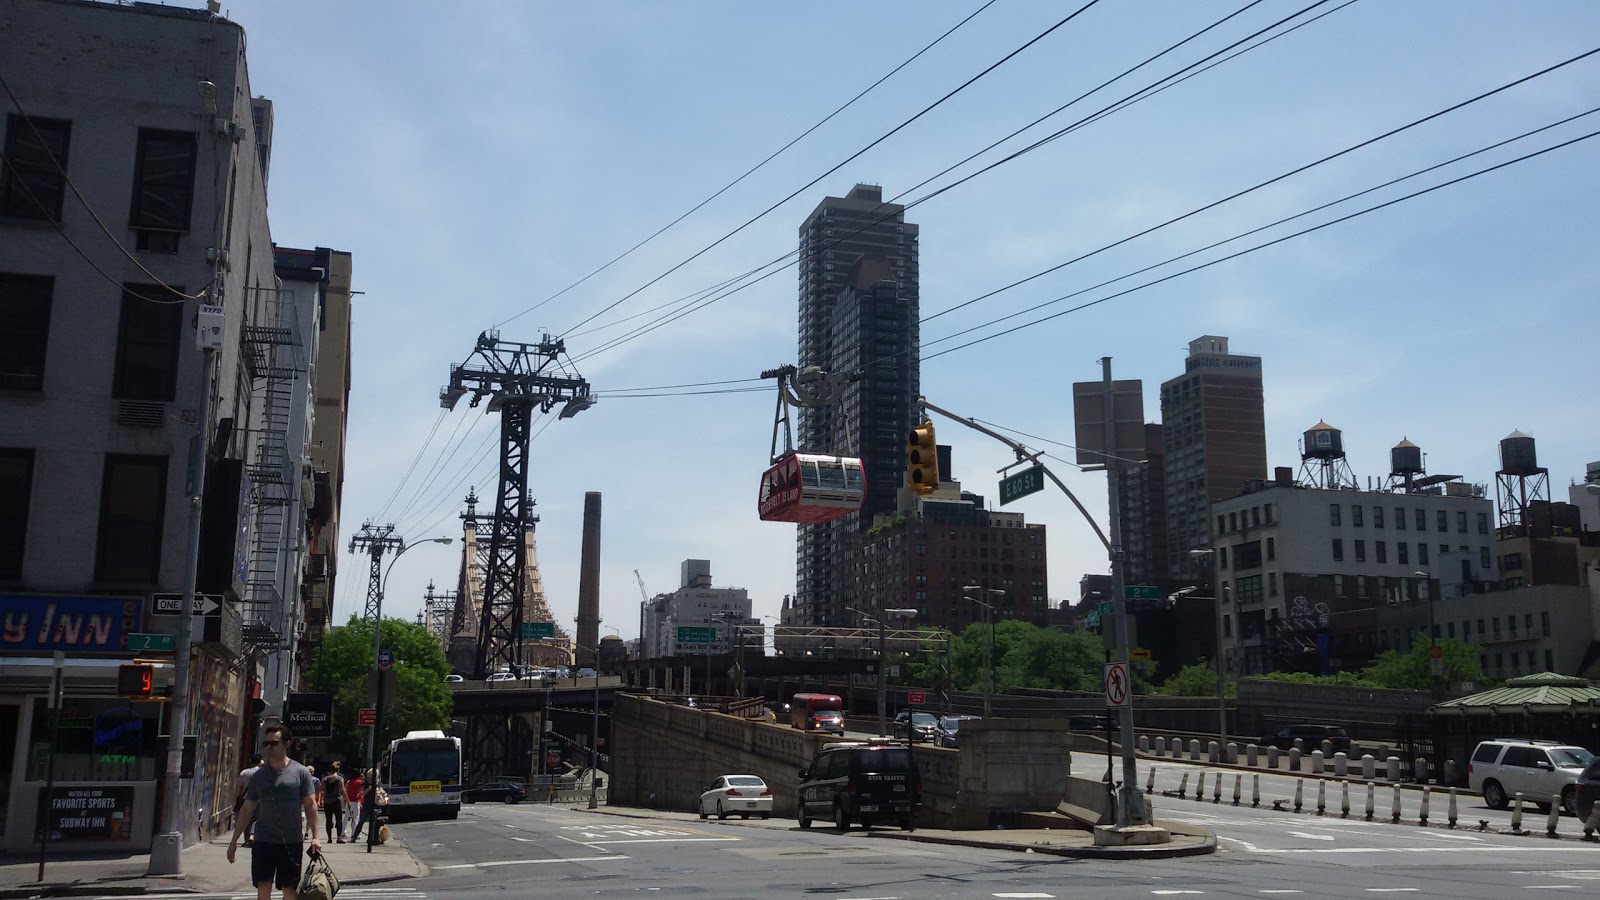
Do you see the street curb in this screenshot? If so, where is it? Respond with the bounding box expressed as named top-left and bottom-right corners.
top-left (864, 825), bottom-right (1219, 860)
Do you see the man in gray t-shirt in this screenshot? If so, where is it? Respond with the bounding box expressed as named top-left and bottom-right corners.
top-left (228, 724), bottom-right (320, 898)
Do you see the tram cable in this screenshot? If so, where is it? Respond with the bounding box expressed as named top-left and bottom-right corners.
top-left (493, 0), bottom-right (999, 332)
top-left (565, 0), bottom-right (1353, 364)
top-left (374, 409), bottom-right (448, 523)
top-left (391, 409), bottom-right (484, 525)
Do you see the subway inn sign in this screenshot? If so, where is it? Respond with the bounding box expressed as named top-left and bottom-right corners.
top-left (1, 595), bottom-right (142, 654)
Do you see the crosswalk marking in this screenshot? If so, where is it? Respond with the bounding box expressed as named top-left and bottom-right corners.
top-left (95, 891), bottom-right (425, 900)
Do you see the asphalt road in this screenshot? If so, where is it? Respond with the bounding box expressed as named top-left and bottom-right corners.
top-left (372, 794), bottom-right (1600, 899)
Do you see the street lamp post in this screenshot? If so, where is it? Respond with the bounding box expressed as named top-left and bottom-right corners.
top-left (848, 606), bottom-right (917, 736)
top-left (1188, 549), bottom-right (1229, 748)
top-left (556, 639), bottom-right (606, 810)
top-left (962, 586), bottom-right (1003, 717)
top-left (366, 536), bottom-right (451, 853)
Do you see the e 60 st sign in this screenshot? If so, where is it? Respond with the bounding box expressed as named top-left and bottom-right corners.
top-left (999, 465), bottom-right (1045, 505)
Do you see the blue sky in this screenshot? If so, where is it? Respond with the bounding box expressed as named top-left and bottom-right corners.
top-left (226, 0), bottom-right (1600, 637)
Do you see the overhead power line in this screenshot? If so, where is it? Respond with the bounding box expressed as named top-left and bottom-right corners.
top-left (374, 408), bottom-right (448, 522)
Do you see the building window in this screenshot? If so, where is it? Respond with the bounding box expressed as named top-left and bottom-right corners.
top-left (95, 454), bottom-right (167, 584)
top-left (1329, 504), bottom-right (1341, 526)
top-left (1251, 507), bottom-right (1261, 528)
top-left (1456, 511), bottom-right (1468, 534)
top-left (1264, 503), bottom-right (1273, 523)
top-left (1436, 510), bottom-right (1448, 532)
top-left (1229, 512), bottom-right (1238, 533)
top-left (1545, 649), bottom-right (1555, 672)
top-left (1267, 572), bottom-right (1277, 596)
top-left (1394, 507), bottom-right (1405, 530)
top-left (1447, 621), bottom-right (1455, 639)
top-left (1266, 537), bottom-right (1275, 561)
top-left (1333, 574), bottom-right (1345, 595)
top-left (1542, 611), bottom-right (1551, 637)
top-left (113, 285), bottom-right (184, 401)
top-left (1331, 538), bottom-right (1343, 562)
top-left (1477, 512), bottom-right (1489, 535)
top-left (1217, 514), bottom-right (1226, 536)
top-left (1219, 547), bottom-right (1228, 569)
top-left (1373, 506), bottom-right (1384, 528)
top-left (1462, 620), bottom-right (1471, 639)
top-left (2, 115), bottom-right (71, 220)
top-left (0, 273), bottom-right (53, 390)
top-left (1375, 541), bottom-right (1386, 564)
top-left (1397, 542), bottom-right (1409, 565)
top-left (1352, 505), bottom-right (1363, 528)
top-left (1223, 614), bottom-right (1232, 638)
top-left (1354, 540), bottom-right (1365, 563)
top-left (1494, 653), bottom-right (1503, 672)
top-left (0, 448), bottom-right (33, 579)
top-left (1479, 546), bottom-right (1490, 570)
top-left (1415, 508), bottom-right (1426, 531)
top-left (1418, 542), bottom-right (1429, 565)
top-left (129, 129), bottom-right (198, 232)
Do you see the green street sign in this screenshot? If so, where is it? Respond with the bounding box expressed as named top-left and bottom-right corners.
top-left (677, 626), bottom-right (716, 644)
top-left (1097, 600), bottom-right (1116, 616)
top-left (998, 465), bottom-right (1046, 506)
top-left (1085, 610), bottom-right (1101, 630)
top-left (1124, 585), bottom-right (1161, 601)
top-left (521, 621), bottom-right (555, 640)
top-left (128, 633), bottom-right (175, 653)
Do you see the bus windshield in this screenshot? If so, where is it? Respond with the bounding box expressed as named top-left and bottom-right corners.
top-left (389, 739), bottom-right (461, 785)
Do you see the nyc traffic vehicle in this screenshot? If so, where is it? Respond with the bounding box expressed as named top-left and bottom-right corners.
top-left (796, 743), bottom-right (920, 831)
top-left (697, 775), bottom-right (772, 819)
top-left (382, 730), bottom-right (463, 820)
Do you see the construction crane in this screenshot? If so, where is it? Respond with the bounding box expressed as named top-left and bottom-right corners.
top-left (634, 569), bottom-right (651, 604)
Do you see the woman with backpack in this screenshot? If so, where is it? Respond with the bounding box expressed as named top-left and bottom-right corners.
top-left (321, 761), bottom-right (347, 842)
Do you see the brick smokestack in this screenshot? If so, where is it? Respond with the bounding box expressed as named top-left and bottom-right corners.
top-left (576, 491), bottom-right (602, 667)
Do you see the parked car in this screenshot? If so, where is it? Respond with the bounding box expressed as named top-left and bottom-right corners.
top-left (462, 781), bottom-right (527, 804)
top-left (485, 672), bottom-right (516, 683)
top-left (796, 742), bottom-right (920, 832)
top-left (933, 715), bottom-right (980, 748)
top-left (1575, 758), bottom-right (1600, 821)
top-left (444, 674), bottom-right (464, 683)
top-left (892, 711), bottom-right (939, 742)
top-left (697, 775), bottom-right (772, 820)
top-left (1259, 724), bottom-right (1351, 752)
top-left (1468, 738), bottom-right (1594, 815)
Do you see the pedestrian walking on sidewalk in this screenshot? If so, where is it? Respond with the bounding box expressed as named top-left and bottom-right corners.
top-left (235, 754), bottom-right (264, 846)
top-left (346, 769), bottom-right (367, 841)
top-left (227, 724), bottom-right (321, 900)
top-left (322, 762), bottom-right (347, 843)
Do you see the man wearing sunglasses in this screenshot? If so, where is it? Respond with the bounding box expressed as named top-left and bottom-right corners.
top-left (227, 724), bottom-right (321, 899)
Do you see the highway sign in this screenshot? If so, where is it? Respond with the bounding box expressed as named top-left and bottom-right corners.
top-left (521, 621), bottom-right (555, 640)
top-left (1124, 585), bottom-right (1161, 601)
top-left (677, 626), bottom-right (716, 644)
top-left (998, 465), bottom-right (1045, 505)
top-left (1103, 662), bottom-right (1131, 708)
top-left (150, 593), bottom-right (222, 617)
top-left (357, 707), bottom-right (376, 727)
top-left (127, 633), bottom-right (175, 653)
top-left (908, 689), bottom-right (926, 705)
top-left (377, 648), bottom-right (393, 671)
top-left (1130, 648), bottom-right (1152, 662)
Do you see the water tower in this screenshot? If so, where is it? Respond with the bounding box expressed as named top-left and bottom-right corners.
top-left (1495, 429), bottom-right (1549, 530)
top-left (1298, 420), bottom-right (1357, 490)
top-left (1386, 438), bottom-right (1425, 492)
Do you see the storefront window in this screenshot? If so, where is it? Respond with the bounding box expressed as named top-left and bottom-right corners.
top-left (27, 696), bottom-right (162, 783)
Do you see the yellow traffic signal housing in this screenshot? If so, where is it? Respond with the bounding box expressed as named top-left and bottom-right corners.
top-left (907, 422), bottom-right (940, 494)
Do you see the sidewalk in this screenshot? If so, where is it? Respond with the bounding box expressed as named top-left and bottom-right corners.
top-left (583, 804), bottom-right (1216, 860)
top-left (0, 833), bottom-right (426, 899)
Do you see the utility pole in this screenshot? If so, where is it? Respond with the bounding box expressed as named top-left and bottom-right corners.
top-left (1100, 357), bottom-right (1146, 829)
top-left (149, 345), bottom-right (214, 877)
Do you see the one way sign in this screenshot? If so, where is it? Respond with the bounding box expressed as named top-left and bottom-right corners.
top-left (151, 593), bottom-right (223, 617)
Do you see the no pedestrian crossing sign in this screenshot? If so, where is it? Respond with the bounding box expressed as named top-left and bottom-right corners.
top-left (1103, 662), bottom-right (1131, 708)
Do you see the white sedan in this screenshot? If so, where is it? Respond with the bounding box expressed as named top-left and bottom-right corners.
top-left (698, 775), bottom-right (772, 820)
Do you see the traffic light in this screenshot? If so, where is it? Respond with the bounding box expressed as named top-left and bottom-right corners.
top-left (907, 422), bottom-right (940, 494)
top-left (117, 664), bottom-right (154, 698)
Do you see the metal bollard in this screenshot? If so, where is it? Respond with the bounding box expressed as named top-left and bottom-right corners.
top-left (1252, 774), bottom-right (1261, 808)
top-left (1546, 794), bottom-right (1561, 838)
top-left (1387, 756), bottom-right (1402, 781)
top-left (1294, 779), bottom-right (1304, 813)
top-left (1365, 783), bottom-right (1375, 821)
top-left (1511, 793), bottom-right (1525, 834)
top-left (1232, 773), bottom-right (1242, 806)
top-left (1226, 742), bottom-right (1239, 765)
top-left (1419, 787), bottom-right (1430, 826)
top-left (1208, 740), bottom-right (1220, 763)
top-left (1316, 779), bottom-right (1327, 816)
top-left (1311, 749), bottom-right (1325, 775)
top-left (1334, 751), bottom-right (1348, 777)
top-left (1340, 780), bottom-right (1351, 818)
top-left (1189, 739), bottom-right (1202, 761)
top-left (1391, 785), bottom-right (1402, 824)
top-left (1195, 771), bottom-right (1206, 800)
top-left (1415, 757), bottom-right (1429, 785)
top-left (1268, 746), bottom-right (1280, 770)
top-left (1289, 748), bottom-right (1302, 772)
top-left (1448, 788), bottom-right (1458, 829)
top-left (1247, 743), bottom-right (1259, 767)
top-left (1213, 772), bottom-right (1223, 804)
top-left (1146, 766), bottom-right (1157, 795)
top-left (1362, 754), bottom-right (1376, 779)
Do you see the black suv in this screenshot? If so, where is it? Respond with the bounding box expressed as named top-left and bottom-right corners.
top-left (1260, 724), bottom-right (1351, 752)
top-left (796, 743), bottom-right (920, 831)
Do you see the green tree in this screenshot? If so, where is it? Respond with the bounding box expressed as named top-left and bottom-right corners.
top-left (1256, 670), bottom-right (1379, 688)
top-left (309, 615), bottom-right (453, 761)
top-left (993, 626), bottom-right (1105, 692)
top-left (1359, 635), bottom-right (1483, 690)
top-left (1158, 661), bottom-right (1236, 697)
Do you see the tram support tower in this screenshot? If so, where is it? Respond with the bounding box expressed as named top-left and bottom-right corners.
top-left (349, 521), bottom-right (404, 622)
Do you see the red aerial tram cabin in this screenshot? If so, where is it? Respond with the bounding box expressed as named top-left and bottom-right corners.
top-left (757, 452), bottom-right (865, 524)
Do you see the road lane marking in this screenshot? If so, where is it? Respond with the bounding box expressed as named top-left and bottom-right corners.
top-left (1364, 890), bottom-right (1419, 894)
top-left (1151, 892), bottom-right (1205, 896)
top-left (1286, 831), bottom-right (1335, 841)
top-left (1522, 887), bottom-right (1577, 890)
top-left (432, 854), bottom-right (627, 869)
top-left (1258, 892), bottom-right (1303, 895)
top-left (993, 894), bottom-right (1056, 899)
top-left (1221, 838), bottom-right (1600, 855)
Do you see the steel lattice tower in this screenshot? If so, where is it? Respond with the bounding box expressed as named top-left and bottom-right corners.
top-left (349, 521), bottom-right (404, 621)
top-left (441, 331), bottom-right (592, 779)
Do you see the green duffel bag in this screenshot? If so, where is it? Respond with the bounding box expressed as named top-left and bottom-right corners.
top-left (298, 847), bottom-right (340, 900)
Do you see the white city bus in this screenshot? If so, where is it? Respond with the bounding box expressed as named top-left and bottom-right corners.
top-left (382, 730), bottom-right (463, 820)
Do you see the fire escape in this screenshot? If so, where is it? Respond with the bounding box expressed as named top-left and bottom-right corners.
top-left (241, 288), bottom-right (302, 656)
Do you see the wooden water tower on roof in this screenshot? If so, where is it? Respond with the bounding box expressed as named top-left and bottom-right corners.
top-left (1495, 429), bottom-right (1549, 530)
